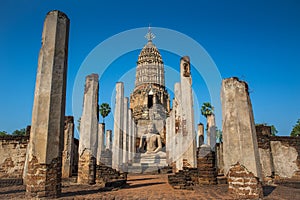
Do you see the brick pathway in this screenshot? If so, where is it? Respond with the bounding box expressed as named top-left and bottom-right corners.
top-left (0, 174), bottom-right (299, 199)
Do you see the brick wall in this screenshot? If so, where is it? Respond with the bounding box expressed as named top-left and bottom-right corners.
top-left (0, 136), bottom-right (29, 178)
top-left (256, 125), bottom-right (300, 180)
top-left (0, 136), bottom-right (80, 180)
top-left (96, 163), bottom-right (127, 188)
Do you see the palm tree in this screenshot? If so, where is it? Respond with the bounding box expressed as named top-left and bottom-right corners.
top-left (201, 102), bottom-right (214, 118)
top-left (291, 119), bottom-right (300, 137)
top-left (99, 103), bottom-right (111, 123)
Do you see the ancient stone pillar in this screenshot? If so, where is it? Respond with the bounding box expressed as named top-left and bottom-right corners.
top-left (197, 123), bottom-right (204, 147)
top-left (25, 10), bottom-right (69, 198)
top-left (97, 123), bottom-right (105, 165)
top-left (206, 114), bottom-right (216, 151)
top-left (166, 113), bottom-right (171, 164)
top-left (78, 74), bottom-right (99, 184)
top-left (112, 82), bottom-right (124, 171)
top-left (174, 82), bottom-right (183, 171)
top-left (179, 56), bottom-right (196, 168)
top-left (22, 126), bottom-right (31, 184)
top-left (105, 130), bottom-right (112, 150)
top-left (216, 142), bottom-right (224, 175)
top-left (131, 118), bottom-right (137, 159)
top-left (62, 116), bottom-right (74, 178)
top-left (221, 77), bottom-right (262, 180)
top-left (128, 109), bottom-right (133, 162)
top-left (122, 97), bottom-right (129, 167)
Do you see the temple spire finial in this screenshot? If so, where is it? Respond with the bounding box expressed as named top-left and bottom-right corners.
top-left (145, 24), bottom-right (156, 42)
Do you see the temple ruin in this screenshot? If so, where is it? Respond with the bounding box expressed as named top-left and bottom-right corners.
top-left (0, 10), bottom-right (299, 199)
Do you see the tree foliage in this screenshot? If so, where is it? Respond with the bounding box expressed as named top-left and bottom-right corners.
top-left (270, 125), bottom-right (278, 136)
top-left (0, 128), bottom-right (26, 136)
top-left (12, 128), bottom-right (26, 136)
top-left (0, 131), bottom-right (8, 136)
top-left (290, 119), bottom-right (300, 137)
top-left (99, 103), bottom-right (111, 123)
top-left (201, 102), bottom-right (214, 118)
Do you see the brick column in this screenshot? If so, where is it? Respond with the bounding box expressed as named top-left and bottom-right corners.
top-left (221, 77), bottom-right (262, 180)
top-left (26, 10), bottom-right (69, 198)
top-left (112, 82), bottom-right (124, 170)
top-left (78, 74), bottom-right (99, 184)
top-left (62, 116), bottom-right (74, 178)
top-left (179, 56), bottom-right (196, 168)
top-left (105, 130), bottom-right (112, 150)
top-left (197, 123), bottom-right (204, 147)
top-left (97, 123), bottom-right (105, 165)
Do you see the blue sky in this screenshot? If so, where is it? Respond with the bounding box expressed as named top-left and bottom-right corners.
top-left (0, 0), bottom-right (299, 137)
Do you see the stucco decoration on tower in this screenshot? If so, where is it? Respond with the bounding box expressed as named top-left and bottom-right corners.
top-left (130, 28), bottom-right (170, 145)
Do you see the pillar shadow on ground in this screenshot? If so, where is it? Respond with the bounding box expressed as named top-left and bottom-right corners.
top-left (123, 182), bottom-right (165, 189)
top-left (61, 187), bottom-right (113, 198)
top-left (128, 177), bottom-right (156, 181)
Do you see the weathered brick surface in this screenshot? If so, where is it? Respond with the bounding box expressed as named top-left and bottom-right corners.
top-left (77, 150), bottom-right (96, 185)
top-left (270, 136), bottom-right (300, 177)
top-left (168, 147), bottom-right (217, 189)
top-left (0, 178), bottom-right (23, 187)
top-left (62, 116), bottom-right (74, 178)
top-left (256, 126), bottom-right (271, 149)
top-left (0, 136), bottom-right (29, 179)
top-left (197, 149), bottom-right (217, 185)
top-left (26, 156), bottom-right (62, 198)
top-left (227, 162), bottom-right (263, 199)
top-left (95, 163), bottom-right (126, 187)
top-left (168, 167), bottom-right (198, 190)
top-left (256, 127), bottom-right (300, 180)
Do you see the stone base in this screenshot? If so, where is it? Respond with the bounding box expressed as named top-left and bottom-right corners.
top-left (77, 150), bottom-right (96, 185)
top-left (25, 156), bottom-right (62, 198)
top-left (227, 163), bottom-right (263, 199)
top-left (128, 152), bottom-right (168, 174)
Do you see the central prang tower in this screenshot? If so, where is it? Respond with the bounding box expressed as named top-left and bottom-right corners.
top-left (130, 28), bottom-right (170, 147)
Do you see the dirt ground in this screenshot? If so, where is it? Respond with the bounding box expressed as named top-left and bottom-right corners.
top-left (0, 174), bottom-right (300, 199)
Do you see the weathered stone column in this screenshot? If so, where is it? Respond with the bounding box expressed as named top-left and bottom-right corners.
top-left (166, 113), bottom-right (171, 164)
top-left (112, 82), bottom-right (124, 170)
top-left (207, 114), bottom-right (216, 151)
top-left (174, 82), bottom-right (183, 171)
top-left (216, 142), bottom-right (224, 175)
top-left (128, 109), bottom-right (133, 162)
top-left (122, 97), bottom-right (129, 168)
top-left (26, 10), bottom-right (69, 198)
top-left (62, 116), bottom-right (74, 178)
top-left (105, 130), bottom-right (112, 150)
top-left (221, 77), bottom-right (262, 179)
top-left (179, 56), bottom-right (196, 168)
top-left (197, 123), bottom-right (204, 147)
top-left (78, 74), bottom-right (99, 184)
top-left (22, 126), bottom-right (31, 184)
top-left (97, 123), bottom-right (105, 165)
top-left (132, 118), bottom-right (137, 159)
